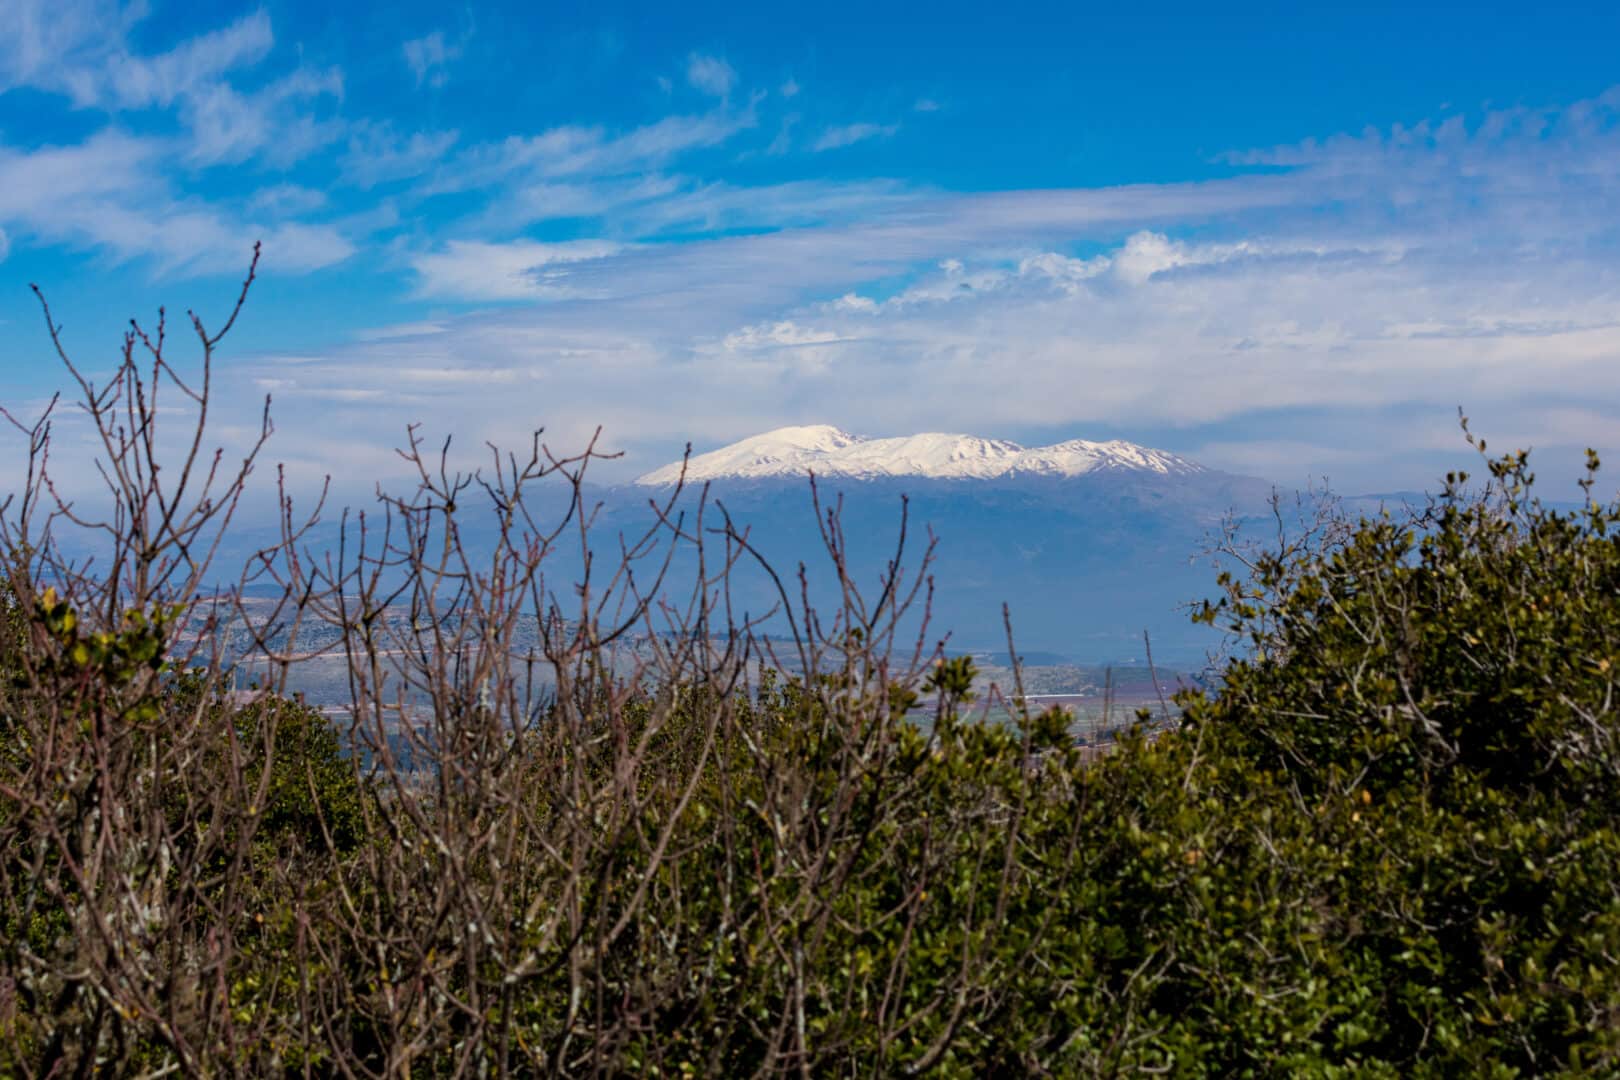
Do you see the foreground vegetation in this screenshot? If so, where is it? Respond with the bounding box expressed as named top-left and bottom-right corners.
top-left (3, 264), bottom-right (1619, 1074)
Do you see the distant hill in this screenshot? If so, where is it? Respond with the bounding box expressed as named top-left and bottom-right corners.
top-left (177, 427), bottom-right (1387, 666)
top-left (614, 426), bottom-right (1280, 665)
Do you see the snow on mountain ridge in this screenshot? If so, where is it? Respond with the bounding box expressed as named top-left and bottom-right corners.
top-left (634, 426), bottom-right (1206, 485)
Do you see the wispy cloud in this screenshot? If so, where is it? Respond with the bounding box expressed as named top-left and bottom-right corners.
top-left (180, 65), bottom-right (344, 166)
top-left (686, 52), bottom-right (736, 97)
top-left (0, 3), bottom-right (909, 284)
top-left (0, 0), bottom-right (151, 104)
top-left (225, 88), bottom-right (1620, 495)
top-left (0, 130), bottom-right (343, 274)
top-left (722, 319), bottom-right (843, 351)
top-left (812, 122), bottom-right (899, 151)
top-left (341, 123), bottom-right (459, 187)
top-left (247, 182), bottom-right (329, 216)
top-left (403, 30), bottom-right (464, 89)
top-left (0, 1), bottom-right (354, 275)
top-left (764, 114), bottom-right (799, 156)
top-left (409, 239), bottom-right (625, 300)
top-left (104, 10), bottom-right (275, 109)
top-left (425, 107), bottom-right (757, 195)
top-left (0, 4), bottom-right (342, 168)
top-left (0, 131), bottom-right (355, 273)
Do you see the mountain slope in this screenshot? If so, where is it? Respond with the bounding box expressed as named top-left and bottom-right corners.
top-left (618, 427), bottom-right (1274, 663)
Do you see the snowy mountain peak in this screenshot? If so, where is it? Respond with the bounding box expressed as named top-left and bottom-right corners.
top-left (634, 426), bottom-right (1206, 486)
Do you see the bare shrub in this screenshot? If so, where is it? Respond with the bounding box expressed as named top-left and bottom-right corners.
top-left (0, 253), bottom-right (1092, 1075)
top-left (0, 247), bottom-right (290, 1071)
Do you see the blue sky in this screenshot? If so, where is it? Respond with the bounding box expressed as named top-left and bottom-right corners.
top-left (4, 0), bottom-right (1620, 500)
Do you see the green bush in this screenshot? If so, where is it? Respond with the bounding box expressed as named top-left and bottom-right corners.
top-left (478, 445), bottom-right (1620, 1074)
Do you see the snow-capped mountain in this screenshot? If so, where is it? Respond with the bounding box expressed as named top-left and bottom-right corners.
top-left (635, 425), bottom-right (1205, 486)
top-left (600, 425), bottom-right (1277, 662)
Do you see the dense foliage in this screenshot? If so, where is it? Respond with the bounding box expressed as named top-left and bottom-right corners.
top-left (2, 443), bottom-right (1619, 1075)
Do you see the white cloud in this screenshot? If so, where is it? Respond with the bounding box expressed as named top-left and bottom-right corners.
top-left (425, 107), bottom-right (756, 195)
top-left (819, 249), bottom-right (1100, 313)
top-left (0, 4), bottom-right (342, 169)
top-left (686, 53), bottom-right (736, 98)
top-left (352, 320), bottom-right (450, 342)
top-left (1107, 230), bottom-right (1269, 283)
top-left (812, 122), bottom-right (899, 151)
top-left (0, 0), bottom-right (145, 104)
top-left (226, 89), bottom-right (1620, 495)
top-left (1016, 251), bottom-right (1110, 290)
top-left (913, 98), bottom-right (940, 113)
top-left (106, 10), bottom-right (275, 109)
top-left (341, 123), bottom-right (459, 187)
top-left (780, 77), bottom-right (800, 99)
top-left (403, 30), bottom-right (463, 89)
top-left (721, 319), bottom-right (842, 351)
top-left (0, 129), bottom-right (153, 214)
top-left (0, 129), bottom-right (353, 275)
top-left (409, 239), bottom-right (625, 300)
top-left (251, 222), bottom-right (356, 272)
top-left (181, 65), bottom-right (345, 166)
top-left (247, 183), bottom-right (329, 216)
top-left (469, 176), bottom-right (912, 253)
top-left (761, 113), bottom-right (800, 156)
